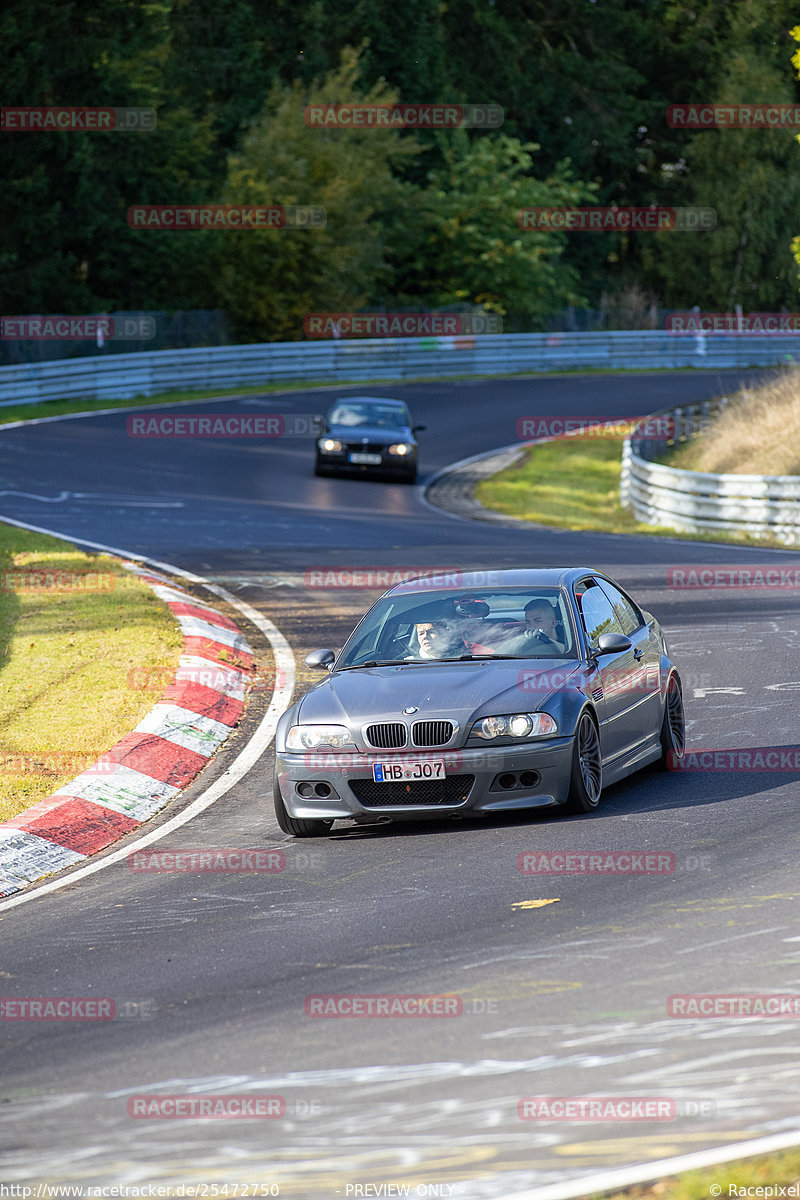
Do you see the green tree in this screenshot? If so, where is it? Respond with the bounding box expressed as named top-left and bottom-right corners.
top-left (216, 49), bottom-right (417, 341)
top-left (387, 134), bottom-right (595, 327)
top-left (642, 0), bottom-right (800, 311)
top-left (0, 0), bottom-right (215, 314)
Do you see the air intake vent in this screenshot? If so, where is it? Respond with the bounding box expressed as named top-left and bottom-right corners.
top-left (351, 775), bottom-right (474, 808)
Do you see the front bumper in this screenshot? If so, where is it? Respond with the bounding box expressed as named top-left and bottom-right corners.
top-left (316, 450), bottom-right (417, 475)
top-left (275, 739), bottom-right (575, 822)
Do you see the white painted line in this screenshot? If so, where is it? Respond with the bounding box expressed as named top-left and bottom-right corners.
top-left (0, 526), bottom-right (295, 914)
top-left (503, 1126), bottom-right (800, 1200)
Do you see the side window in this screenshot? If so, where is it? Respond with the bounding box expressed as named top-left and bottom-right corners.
top-left (596, 579), bottom-right (642, 636)
top-left (575, 580), bottom-right (624, 647)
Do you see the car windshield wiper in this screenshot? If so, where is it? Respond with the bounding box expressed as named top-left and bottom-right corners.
top-left (427, 654), bottom-right (520, 661)
top-left (456, 654), bottom-right (519, 660)
top-left (337, 659), bottom-right (411, 670)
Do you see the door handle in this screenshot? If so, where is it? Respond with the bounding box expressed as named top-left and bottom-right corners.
top-left (633, 647), bottom-right (644, 661)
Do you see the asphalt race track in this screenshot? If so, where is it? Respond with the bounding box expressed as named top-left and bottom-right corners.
top-left (2, 370), bottom-right (800, 1198)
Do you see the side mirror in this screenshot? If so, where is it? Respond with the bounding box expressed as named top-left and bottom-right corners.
top-left (412, 424), bottom-right (426, 433)
top-left (305, 648), bottom-right (336, 670)
top-left (596, 632), bottom-right (632, 654)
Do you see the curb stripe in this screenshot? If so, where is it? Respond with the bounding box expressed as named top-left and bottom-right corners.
top-left (166, 602), bottom-right (240, 632)
top-left (132, 705), bottom-right (234, 756)
top-left (0, 531), bottom-right (294, 913)
top-left (0, 828), bottom-right (85, 883)
top-left (148, 584), bottom-right (222, 611)
top-left (51, 765), bottom-right (181, 820)
top-left (182, 637), bottom-right (254, 669)
top-left (0, 558), bottom-right (258, 896)
top-left (175, 657), bottom-right (250, 697)
top-left (100, 732), bottom-right (209, 786)
top-left (8, 797), bottom-right (140, 856)
top-left (175, 615), bottom-right (252, 651)
top-left (159, 682), bottom-right (244, 726)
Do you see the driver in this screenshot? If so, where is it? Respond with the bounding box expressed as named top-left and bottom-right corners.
top-left (522, 599), bottom-right (567, 652)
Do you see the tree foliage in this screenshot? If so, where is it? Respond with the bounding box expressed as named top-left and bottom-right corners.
top-left (2, 0), bottom-right (800, 331)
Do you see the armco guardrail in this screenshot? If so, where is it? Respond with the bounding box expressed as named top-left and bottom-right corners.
top-left (1, 329), bottom-right (800, 408)
top-left (620, 397), bottom-right (800, 544)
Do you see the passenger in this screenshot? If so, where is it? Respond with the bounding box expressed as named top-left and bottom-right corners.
top-left (414, 618), bottom-right (469, 660)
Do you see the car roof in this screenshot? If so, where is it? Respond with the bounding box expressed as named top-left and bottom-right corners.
top-left (385, 567), bottom-right (604, 596)
top-left (329, 396), bottom-right (407, 407)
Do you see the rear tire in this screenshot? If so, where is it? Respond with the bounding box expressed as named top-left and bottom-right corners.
top-left (273, 768), bottom-right (334, 837)
top-left (565, 712), bottom-right (603, 813)
top-left (653, 673), bottom-right (685, 771)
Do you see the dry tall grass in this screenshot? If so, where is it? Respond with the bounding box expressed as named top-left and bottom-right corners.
top-left (669, 365), bottom-right (800, 475)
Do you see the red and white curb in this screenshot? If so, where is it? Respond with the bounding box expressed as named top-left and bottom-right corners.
top-left (0, 562), bottom-right (257, 898)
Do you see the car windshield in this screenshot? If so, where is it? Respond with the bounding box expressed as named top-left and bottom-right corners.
top-left (329, 403), bottom-right (409, 430)
top-left (336, 587), bottom-right (579, 667)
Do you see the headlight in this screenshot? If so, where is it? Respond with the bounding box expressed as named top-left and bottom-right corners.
top-left (387, 443), bottom-right (412, 456)
top-left (473, 712), bottom-right (558, 740)
top-left (318, 438), bottom-right (343, 452)
top-left (286, 724), bottom-right (354, 750)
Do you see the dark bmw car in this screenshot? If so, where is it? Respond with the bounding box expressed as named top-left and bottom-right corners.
top-left (273, 568), bottom-right (685, 837)
top-left (314, 395), bottom-right (425, 483)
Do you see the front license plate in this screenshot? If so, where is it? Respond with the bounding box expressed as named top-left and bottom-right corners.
top-left (349, 452), bottom-right (382, 465)
top-left (373, 760), bottom-right (446, 782)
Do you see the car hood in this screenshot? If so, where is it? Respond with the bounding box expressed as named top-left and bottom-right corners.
top-left (328, 423), bottom-right (413, 444)
top-left (298, 660), bottom-right (584, 736)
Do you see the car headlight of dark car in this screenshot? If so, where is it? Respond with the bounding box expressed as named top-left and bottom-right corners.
top-left (470, 712), bottom-right (558, 740)
top-left (387, 443), bottom-right (413, 456)
top-left (318, 438), bottom-right (344, 453)
top-left (286, 724), bottom-right (355, 750)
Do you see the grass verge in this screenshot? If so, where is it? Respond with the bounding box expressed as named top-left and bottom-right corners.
top-left (594, 1144), bottom-right (800, 1200)
top-left (664, 365), bottom-right (800, 475)
top-left (0, 523), bottom-right (183, 822)
top-left (475, 435), bottom-right (795, 549)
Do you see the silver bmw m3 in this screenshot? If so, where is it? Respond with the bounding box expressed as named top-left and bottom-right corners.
top-left (273, 568), bottom-right (685, 836)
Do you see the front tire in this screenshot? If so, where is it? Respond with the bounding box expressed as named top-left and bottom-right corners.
top-left (654, 673), bottom-right (685, 770)
top-left (565, 712), bottom-right (603, 813)
top-left (273, 768), bottom-right (334, 837)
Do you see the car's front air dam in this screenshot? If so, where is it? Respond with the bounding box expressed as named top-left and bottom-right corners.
top-left (277, 737), bottom-right (575, 820)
